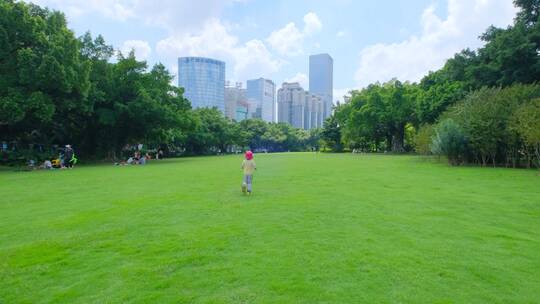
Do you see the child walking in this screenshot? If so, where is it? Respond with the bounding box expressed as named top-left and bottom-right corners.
top-left (241, 150), bottom-right (256, 195)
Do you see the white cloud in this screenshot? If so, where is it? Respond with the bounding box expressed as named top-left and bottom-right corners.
top-left (266, 12), bottom-right (323, 56)
top-left (120, 40), bottom-right (151, 59)
top-left (266, 22), bottom-right (305, 56)
top-left (354, 0), bottom-right (518, 87)
top-left (156, 19), bottom-right (282, 82)
top-left (336, 30), bottom-right (346, 38)
top-left (285, 72), bottom-right (308, 89)
top-left (334, 88), bottom-right (352, 104)
top-left (303, 12), bottom-right (322, 35)
top-left (32, 0), bottom-right (239, 33)
top-left (32, 0), bottom-right (135, 20)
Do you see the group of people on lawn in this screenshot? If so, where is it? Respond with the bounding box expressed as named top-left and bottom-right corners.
top-left (39, 144), bottom-right (77, 170)
top-left (115, 148), bottom-right (164, 166)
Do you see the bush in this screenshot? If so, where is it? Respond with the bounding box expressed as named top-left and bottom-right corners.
top-left (431, 119), bottom-right (468, 165)
top-left (511, 98), bottom-right (540, 168)
top-left (414, 124), bottom-right (435, 155)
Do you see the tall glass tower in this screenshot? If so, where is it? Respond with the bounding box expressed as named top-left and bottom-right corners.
top-left (309, 53), bottom-right (333, 120)
top-left (178, 57), bottom-right (225, 113)
top-left (247, 78), bottom-right (276, 123)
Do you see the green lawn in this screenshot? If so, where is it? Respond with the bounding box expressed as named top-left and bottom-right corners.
top-left (1, 153), bottom-right (539, 303)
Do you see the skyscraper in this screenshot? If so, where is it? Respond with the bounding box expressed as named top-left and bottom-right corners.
top-left (277, 82), bottom-right (322, 130)
top-left (178, 57), bottom-right (225, 113)
top-left (278, 82), bottom-right (305, 129)
top-left (304, 92), bottom-right (323, 129)
top-left (235, 100), bottom-right (250, 122)
top-left (309, 53), bottom-right (333, 120)
top-left (247, 78), bottom-right (275, 122)
top-left (225, 81), bottom-right (247, 120)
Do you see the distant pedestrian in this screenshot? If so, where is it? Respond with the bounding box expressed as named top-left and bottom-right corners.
top-left (241, 150), bottom-right (256, 195)
top-left (64, 145), bottom-right (77, 168)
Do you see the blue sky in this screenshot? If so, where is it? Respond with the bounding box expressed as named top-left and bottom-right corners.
top-left (32, 0), bottom-right (517, 102)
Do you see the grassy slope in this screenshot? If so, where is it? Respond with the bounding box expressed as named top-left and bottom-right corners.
top-left (0, 153), bottom-right (539, 303)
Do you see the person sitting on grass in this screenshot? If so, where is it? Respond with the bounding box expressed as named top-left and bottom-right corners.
top-left (241, 150), bottom-right (256, 195)
top-left (139, 154), bottom-right (147, 165)
top-left (42, 159), bottom-right (53, 170)
top-left (133, 151), bottom-right (141, 164)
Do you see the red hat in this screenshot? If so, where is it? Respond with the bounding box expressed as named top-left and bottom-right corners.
top-left (245, 150), bottom-right (253, 160)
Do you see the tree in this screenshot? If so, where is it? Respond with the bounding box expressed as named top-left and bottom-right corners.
top-left (0, 1), bottom-right (90, 147)
top-left (452, 88), bottom-right (506, 166)
top-left (321, 115), bottom-right (343, 152)
top-left (239, 119), bottom-right (268, 150)
top-left (261, 123), bottom-right (286, 151)
top-left (185, 108), bottom-right (232, 155)
top-left (331, 80), bottom-right (416, 152)
top-left (512, 98), bottom-right (540, 168)
top-left (514, 0), bottom-right (540, 26)
top-left (416, 72), bottom-right (465, 124)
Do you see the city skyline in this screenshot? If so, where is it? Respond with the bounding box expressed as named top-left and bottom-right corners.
top-left (186, 53), bottom-right (332, 126)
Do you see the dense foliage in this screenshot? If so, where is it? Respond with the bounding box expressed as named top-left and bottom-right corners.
top-left (0, 1), bottom-right (316, 164)
top-left (328, 0), bottom-right (540, 168)
top-left (184, 109), bottom-right (320, 155)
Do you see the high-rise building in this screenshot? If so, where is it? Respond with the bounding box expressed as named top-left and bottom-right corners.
top-left (236, 100), bottom-right (250, 122)
top-left (304, 93), bottom-right (323, 129)
top-left (277, 82), bottom-right (323, 130)
top-left (178, 57), bottom-right (225, 113)
top-left (247, 78), bottom-right (276, 122)
top-left (278, 82), bottom-right (305, 129)
top-left (309, 53), bottom-right (333, 120)
top-left (225, 81), bottom-right (247, 120)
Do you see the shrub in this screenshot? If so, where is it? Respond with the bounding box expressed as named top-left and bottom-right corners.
top-left (414, 124), bottom-right (435, 155)
top-left (431, 119), bottom-right (468, 165)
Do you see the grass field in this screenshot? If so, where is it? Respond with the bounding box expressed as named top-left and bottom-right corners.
top-left (1, 153), bottom-right (539, 303)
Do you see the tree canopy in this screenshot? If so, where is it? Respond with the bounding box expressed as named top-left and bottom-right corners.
top-left (326, 0), bottom-right (540, 168)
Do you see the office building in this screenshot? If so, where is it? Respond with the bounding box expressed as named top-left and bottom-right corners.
top-left (277, 82), bottom-right (323, 130)
top-left (236, 100), bottom-right (250, 122)
top-left (225, 81), bottom-right (247, 120)
top-left (178, 57), bottom-right (225, 113)
top-left (278, 82), bottom-right (305, 129)
top-left (308, 93), bottom-right (323, 129)
top-left (247, 78), bottom-right (276, 122)
top-left (309, 53), bottom-right (333, 120)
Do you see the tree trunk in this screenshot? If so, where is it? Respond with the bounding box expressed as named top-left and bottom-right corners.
top-left (524, 145), bottom-right (531, 169)
top-left (490, 152), bottom-right (497, 168)
top-left (391, 127), bottom-right (405, 153)
top-left (386, 135), bottom-right (392, 152)
top-left (481, 154), bottom-right (487, 167)
top-left (535, 143), bottom-right (540, 170)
